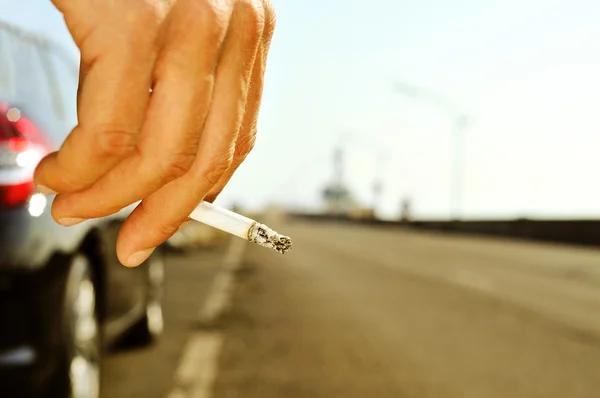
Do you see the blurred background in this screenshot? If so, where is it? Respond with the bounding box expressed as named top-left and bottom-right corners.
top-left (2, 0), bottom-right (600, 397)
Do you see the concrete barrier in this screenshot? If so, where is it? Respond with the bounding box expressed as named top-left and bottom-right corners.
top-left (288, 213), bottom-right (600, 248)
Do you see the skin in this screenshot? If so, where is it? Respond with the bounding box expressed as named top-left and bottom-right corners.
top-left (35, 0), bottom-right (276, 267)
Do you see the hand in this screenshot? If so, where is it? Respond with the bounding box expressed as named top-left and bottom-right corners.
top-left (35, 0), bottom-right (275, 267)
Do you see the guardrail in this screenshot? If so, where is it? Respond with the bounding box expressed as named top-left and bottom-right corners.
top-left (289, 213), bottom-right (600, 248)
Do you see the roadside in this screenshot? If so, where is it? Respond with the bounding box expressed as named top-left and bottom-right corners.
top-left (100, 245), bottom-right (225, 398)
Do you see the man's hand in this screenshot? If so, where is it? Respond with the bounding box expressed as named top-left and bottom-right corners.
top-left (35, 0), bottom-right (275, 267)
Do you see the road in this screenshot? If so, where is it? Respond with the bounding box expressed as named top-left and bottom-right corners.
top-left (100, 246), bottom-right (223, 398)
top-left (213, 220), bottom-right (600, 398)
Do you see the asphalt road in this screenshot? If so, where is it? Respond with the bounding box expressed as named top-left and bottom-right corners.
top-left (100, 246), bottom-right (223, 398)
top-left (213, 220), bottom-right (600, 398)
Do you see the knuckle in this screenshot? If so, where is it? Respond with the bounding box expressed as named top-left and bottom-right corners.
top-left (95, 128), bottom-right (137, 159)
top-left (202, 152), bottom-right (234, 186)
top-left (261, 0), bottom-right (276, 41)
top-left (137, 202), bottom-right (184, 237)
top-left (203, 191), bottom-right (221, 203)
top-left (158, 152), bottom-right (196, 181)
top-left (236, 0), bottom-right (265, 40)
top-left (132, 3), bottom-right (164, 29)
top-left (156, 220), bottom-right (184, 238)
top-left (118, 4), bottom-right (164, 53)
top-left (232, 150), bottom-right (249, 165)
top-left (193, 0), bottom-right (230, 39)
top-left (233, 133), bottom-right (256, 163)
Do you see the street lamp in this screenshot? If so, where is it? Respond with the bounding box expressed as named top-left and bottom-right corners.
top-left (393, 81), bottom-right (470, 220)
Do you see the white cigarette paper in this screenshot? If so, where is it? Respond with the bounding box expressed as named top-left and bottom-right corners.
top-left (188, 201), bottom-right (292, 254)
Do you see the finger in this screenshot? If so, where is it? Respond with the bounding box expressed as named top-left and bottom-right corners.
top-left (202, 44), bottom-right (264, 203)
top-left (205, 4), bottom-right (275, 201)
top-left (116, 0), bottom-right (265, 267)
top-left (50, 0), bottom-right (234, 222)
top-left (34, 9), bottom-right (162, 193)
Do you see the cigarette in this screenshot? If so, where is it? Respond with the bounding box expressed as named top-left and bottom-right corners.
top-left (188, 201), bottom-right (292, 254)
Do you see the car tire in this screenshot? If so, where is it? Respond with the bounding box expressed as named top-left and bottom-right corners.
top-left (48, 254), bottom-right (101, 398)
top-left (122, 249), bottom-right (165, 346)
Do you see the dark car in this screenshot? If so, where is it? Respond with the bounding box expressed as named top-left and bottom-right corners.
top-left (0, 22), bottom-right (164, 398)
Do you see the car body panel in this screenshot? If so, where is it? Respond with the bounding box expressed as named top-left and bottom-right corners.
top-left (0, 20), bottom-right (158, 397)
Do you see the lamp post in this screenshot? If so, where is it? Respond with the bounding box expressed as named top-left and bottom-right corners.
top-left (393, 81), bottom-right (470, 219)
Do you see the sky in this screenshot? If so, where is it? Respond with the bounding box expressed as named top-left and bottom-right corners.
top-left (3, 0), bottom-right (600, 219)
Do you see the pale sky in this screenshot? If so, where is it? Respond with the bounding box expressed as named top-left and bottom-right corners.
top-left (3, 0), bottom-right (600, 219)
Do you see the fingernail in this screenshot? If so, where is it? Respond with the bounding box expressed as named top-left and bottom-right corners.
top-left (57, 217), bottom-right (86, 226)
top-left (126, 248), bottom-right (155, 268)
top-left (37, 185), bottom-right (57, 195)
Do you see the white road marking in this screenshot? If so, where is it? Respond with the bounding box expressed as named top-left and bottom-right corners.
top-left (222, 237), bottom-right (246, 271)
top-left (166, 333), bottom-right (224, 398)
top-left (198, 272), bottom-right (235, 325)
top-left (199, 238), bottom-right (247, 325)
top-left (165, 238), bottom-right (247, 398)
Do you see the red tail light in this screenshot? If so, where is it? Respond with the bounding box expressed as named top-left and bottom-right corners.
top-left (1, 181), bottom-right (35, 207)
top-left (0, 103), bottom-right (49, 209)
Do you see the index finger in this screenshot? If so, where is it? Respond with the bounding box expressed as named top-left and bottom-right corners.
top-left (34, 21), bottom-right (158, 193)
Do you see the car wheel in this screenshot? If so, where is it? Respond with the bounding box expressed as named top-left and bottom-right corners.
top-left (123, 250), bottom-right (165, 346)
top-left (49, 254), bottom-right (101, 398)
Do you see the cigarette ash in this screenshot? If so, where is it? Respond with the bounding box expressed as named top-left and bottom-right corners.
top-left (247, 222), bottom-right (292, 254)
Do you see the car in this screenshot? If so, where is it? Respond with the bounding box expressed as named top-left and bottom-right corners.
top-left (0, 21), bottom-right (165, 398)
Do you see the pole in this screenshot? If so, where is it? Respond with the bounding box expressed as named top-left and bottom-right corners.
top-left (334, 146), bottom-right (344, 188)
top-left (393, 81), bottom-right (470, 220)
top-left (372, 180), bottom-right (382, 218)
top-left (372, 151), bottom-right (386, 219)
top-left (451, 115), bottom-right (468, 220)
